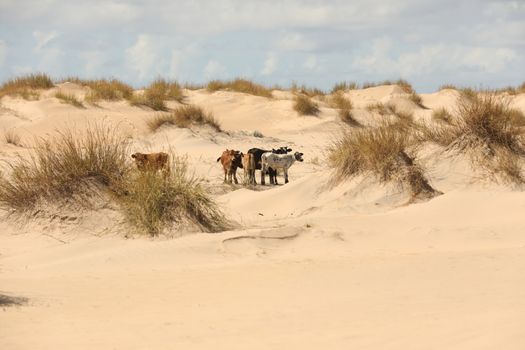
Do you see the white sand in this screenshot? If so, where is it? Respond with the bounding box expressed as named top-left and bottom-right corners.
top-left (1, 84), bottom-right (525, 349)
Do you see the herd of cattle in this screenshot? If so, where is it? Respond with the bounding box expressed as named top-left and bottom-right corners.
top-left (217, 146), bottom-right (304, 186)
top-left (131, 146), bottom-right (304, 186)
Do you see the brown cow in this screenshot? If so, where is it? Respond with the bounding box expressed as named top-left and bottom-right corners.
top-left (242, 152), bottom-right (256, 185)
top-left (131, 152), bottom-right (170, 174)
top-left (216, 149), bottom-right (243, 184)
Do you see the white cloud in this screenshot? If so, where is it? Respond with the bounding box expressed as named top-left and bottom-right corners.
top-left (204, 60), bottom-right (227, 79)
top-left (0, 40), bottom-right (6, 66)
top-left (261, 52), bottom-right (277, 75)
top-left (125, 35), bottom-right (158, 81)
top-left (352, 38), bottom-right (519, 77)
top-left (33, 30), bottom-right (58, 51)
top-left (81, 50), bottom-right (106, 75)
top-left (276, 32), bottom-right (316, 51)
top-left (303, 55), bottom-right (317, 70)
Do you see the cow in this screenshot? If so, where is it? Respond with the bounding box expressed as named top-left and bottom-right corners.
top-left (261, 151), bottom-right (304, 185)
top-left (241, 152), bottom-right (256, 185)
top-left (247, 146), bottom-right (292, 184)
top-left (131, 152), bottom-right (170, 174)
top-left (217, 149), bottom-right (243, 184)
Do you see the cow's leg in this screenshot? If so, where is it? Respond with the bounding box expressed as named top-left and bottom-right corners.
top-left (284, 168), bottom-right (289, 184)
top-left (223, 168), bottom-right (227, 183)
top-left (273, 169), bottom-right (279, 185)
top-left (251, 170), bottom-right (256, 185)
top-left (233, 168), bottom-right (239, 184)
top-left (261, 165), bottom-right (266, 185)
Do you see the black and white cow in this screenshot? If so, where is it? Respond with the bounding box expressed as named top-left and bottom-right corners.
top-left (247, 146), bottom-right (292, 184)
top-left (261, 151), bottom-right (304, 185)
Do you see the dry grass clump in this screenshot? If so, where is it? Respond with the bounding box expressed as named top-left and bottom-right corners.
top-left (409, 92), bottom-right (427, 108)
top-left (84, 79), bottom-right (133, 103)
top-left (0, 73), bottom-right (54, 100)
top-left (207, 78), bottom-right (272, 98)
top-left (293, 95), bottom-right (320, 116)
top-left (291, 83), bottom-right (325, 97)
top-left (331, 81), bottom-right (358, 94)
top-left (366, 102), bottom-right (396, 116)
top-left (119, 156), bottom-right (231, 235)
top-left (331, 93), bottom-right (359, 126)
top-left (432, 108), bottom-right (453, 124)
top-left (148, 105), bottom-right (221, 132)
top-left (0, 125), bottom-right (129, 211)
top-left (55, 91), bottom-right (84, 108)
top-left (439, 84), bottom-right (458, 91)
top-left (130, 79), bottom-right (184, 111)
top-left (328, 123), bottom-right (437, 198)
top-left (3, 129), bottom-right (22, 146)
top-left (420, 93), bottom-right (525, 183)
top-left (362, 79), bottom-right (414, 93)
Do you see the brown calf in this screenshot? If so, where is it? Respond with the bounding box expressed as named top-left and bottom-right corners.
top-left (216, 149), bottom-right (243, 184)
top-left (242, 152), bottom-right (256, 185)
top-left (131, 152), bottom-right (170, 174)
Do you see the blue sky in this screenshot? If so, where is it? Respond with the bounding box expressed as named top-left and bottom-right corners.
top-left (0, 0), bottom-right (523, 92)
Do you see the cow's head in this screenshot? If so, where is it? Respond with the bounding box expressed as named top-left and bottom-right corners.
top-left (294, 152), bottom-right (304, 162)
top-left (131, 153), bottom-right (148, 168)
top-left (231, 150), bottom-right (243, 168)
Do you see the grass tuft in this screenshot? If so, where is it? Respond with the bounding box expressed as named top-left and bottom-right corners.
top-left (119, 155), bottom-right (231, 235)
top-left (147, 105), bottom-right (221, 132)
top-left (432, 108), bottom-right (453, 124)
top-left (84, 79), bottom-right (133, 103)
top-left (207, 78), bottom-right (272, 98)
top-left (293, 95), bottom-right (319, 116)
top-left (331, 81), bottom-right (358, 94)
top-left (55, 91), bottom-right (84, 108)
top-left (0, 73), bottom-right (54, 100)
top-left (331, 93), bottom-right (359, 126)
top-left (130, 79), bottom-right (184, 111)
top-left (328, 123), bottom-right (437, 198)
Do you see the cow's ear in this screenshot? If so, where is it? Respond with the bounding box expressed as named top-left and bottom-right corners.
top-left (131, 153), bottom-right (136, 159)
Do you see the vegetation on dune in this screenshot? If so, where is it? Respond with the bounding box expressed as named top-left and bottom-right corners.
top-left (328, 122), bottom-right (438, 199)
top-left (207, 78), bottom-right (273, 98)
top-left (55, 91), bottom-right (84, 108)
top-left (0, 125), bottom-right (230, 235)
top-left (331, 93), bottom-right (359, 126)
top-left (418, 92), bottom-right (525, 183)
top-left (78, 79), bottom-right (134, 102)
top-left (130, 79), bottom-right (184, 111)
top-left (293, 94), bottom-right (320, 116)
top-left (431, 107), bottom-right (453, 124)
top-left (0, 73), bottom-right (54, 100)
top-left (147, 105), bottom-right (221, 132)
top-left (119, 155), bottom-right (231, 235)
top-left (291, 83), bottom-right (326, 97)
top-left (331, 81), bottom-right (358, 94)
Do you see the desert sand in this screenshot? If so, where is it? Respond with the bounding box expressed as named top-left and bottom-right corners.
top-left (1, 83), bottom-right (525, 349)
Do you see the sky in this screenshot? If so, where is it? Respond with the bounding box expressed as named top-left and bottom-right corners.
top-left (0, 0), bottom-right (524, 92)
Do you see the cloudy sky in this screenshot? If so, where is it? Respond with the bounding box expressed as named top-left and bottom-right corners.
top-left (0, 0), bottom-right (523, 92)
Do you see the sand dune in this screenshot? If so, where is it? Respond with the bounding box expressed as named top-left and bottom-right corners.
top-left (1, 83), bottom-right (525, 349)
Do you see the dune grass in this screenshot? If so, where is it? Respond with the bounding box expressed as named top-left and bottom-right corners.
top-left (432, 108), bottom-right (453, 124)
top-left (331, 81), bottom-right (358, 94)
top-left (328, 122), bottom-right (437, 198)
top-left (291, 83), bottom-right (326, 97)
top-left (147, 105), bottom-right (221, 132)
top-left (55, 91), bottom-right (84, 108)
top-left (130, 79), bottom-right (184, 111)
top-left (0, 73), bottom-right (54, 100)
top-left (207, 78), bottom-right (272, 98)
top-left (119, 155), bottom-right (231, 235)
top-left (362, 79), bottom-right (414, 93)
top-left (366, 102), bottom-right (396, 116)
top-left (293, 95), bottom-right (319, 116)
top-left (83, 79), bottom-right (133, 103)
top-left (331, 93), bottom-right (359, 126)
top-left (0, 125), bottom-right (230, 235)
top-left (419, 93), bottom-right (525, 183)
